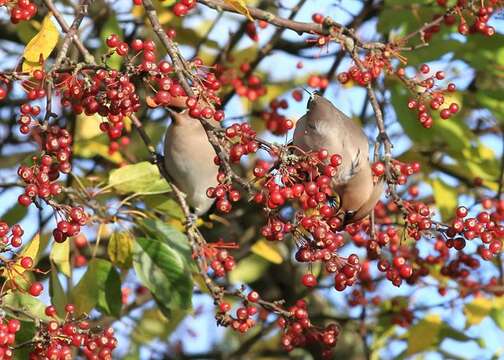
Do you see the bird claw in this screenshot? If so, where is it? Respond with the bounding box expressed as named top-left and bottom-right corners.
top-left (153, 152), bottom-right (164, 165)
top-left (342, 210), bottom-right (356, 225)
top-left (184, 213), bottom-right (198, 228)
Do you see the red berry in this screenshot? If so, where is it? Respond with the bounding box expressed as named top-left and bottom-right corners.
top-left (312, 13), bottom-right (323, 24)
top-left (45, 305), bottom-right (57, 317)
top-left (65, 303), bottom-right (75, 313)
top-left (173, 2), bottom-right (188, 16)
top-left (420, 64), bottom-right (430, 74)
top-left (29, 282), bottom-right (43, 296)
top-left (247, 291), bottom-right (260, 302)
top-left (399, 264), bottom-right (413, 278)
top-left (301, 273), bottom-right (317, 287)
top-left (456, 206), bottom-right (468, 218)
top-left (20, 256), bottom-right (33, 269)
top-left (372, 162), bottom-right (385, 176)
top-left (106, 34), bottom-right (120, 48)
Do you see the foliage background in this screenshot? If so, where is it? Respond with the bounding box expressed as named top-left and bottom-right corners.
top-left (0, 0), bottom-right (504, 359)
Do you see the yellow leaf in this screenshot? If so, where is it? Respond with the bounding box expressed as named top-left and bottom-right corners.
top-left (251, 239), bottom-right (283, 264)
top-left (75, 114), bottom-right (103, 140)
top-left (50, 240), bottom-right (71, 277)
top-left (132, 4), bottom-right (144, 18)
top-left (431, 178), bottom-right (458, 221)
top-left (465, 297), bottom-right (493, 326)
top-left (229, 254), bottom-right (269, 284)
top-left (107, 232), bottom-right (134, 269)
top-left (158, 10), bottom-right (175, 24)
top-left (406, 314), bottom-right (442, 355)
top-left (22, 13), bottom-right (59, 71)
top-left (224, 0), bottom-right (253, 21)
top-left (73, 138), bottom-right (123, 164)
top-left (12, 233), bottom-right (41, 276)
top-left (123, 116), bottom-right (132, 132)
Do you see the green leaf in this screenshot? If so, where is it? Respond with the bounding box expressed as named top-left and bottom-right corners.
top-left (490, 308), bottom-right (504, 330)
top-left (3, 292), bottom-right (51, 321)
top-left (144, 196), bottom-right (184, 220)
top-left (390, 83), bottom-right (470, 155)
top-left (132, 307), bottom-right (186, 344)
top-left (464, 297), bottom-right (493, 326)
top-left (438, 323), bottom-right (475, 344)
top-left (229, 254), bottom-right (269, 284)
top-left (108, 231), bottom-right (134, 269)
top-left (70, 258), bottom-right (122, 317)
top-left (13, 321), bottom-right (37, 360)
top-left (138, 219), bottom-right (190, 259)
top-left (108, 161), bottom-right (171, 195)
top-left (50, 240), bottom-right (71, 277)
top-left (431, 178), bottom-right (458, 221)
top-left (15, 20), bottom-right (38, 44)
top-left (0, 151), bottom-right (33, 169)
top-left (49, 267), bottom-right (67, 318)
top-left (406, 314), bottom-right (442, 355)
top-left (133, 237), bottom-right (193, 316)
top-left (99, 14), bottom-right (123, 70)
top-left (0, 203), bottom-right (28, 225)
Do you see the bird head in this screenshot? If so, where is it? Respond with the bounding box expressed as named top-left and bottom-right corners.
top-left (305, 93), bottom-right (351, 130)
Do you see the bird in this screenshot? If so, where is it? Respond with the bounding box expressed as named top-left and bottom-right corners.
top-left (293, 93), bottom-right (384, 225)
top-left (163, 108), bottom-right (219, 216)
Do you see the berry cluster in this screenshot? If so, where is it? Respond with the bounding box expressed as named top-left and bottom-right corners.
top-left (338, 52), bottom-right (393, 86)
top-left (0, 317), bottom-right (20, 359)
top-left (445, 204), bottom-right (504, 260)
top-left (435, 0), bottom-right (498, 37)
top-left (378, 256), bottom-right (414, 287)
top-left (28, 305), bottom-right (117, 359)
top-left (278, 300), bottom-right (339, 359)
top-left (59, 68), bottom-right (139, 119)
top-left (260, 99), bottom-right (294, 135)
top-left (0, 0), bottom-right (37, 24)
top-left (0, 222), bottom-right (24, 248)
top-left (206, 123), bottom-right (260, 213)
top-left (260, 216), bottom-right (293, 241)
top-left (172, 0), bottom-right (196, 17)
top-left (0, 222), bottom-right (43, 296)
top-left (53, 206), bottom-right (88, 243)
top-left (72, 233), bottom-right (89, 268)
top-left (249, 148), bottom-right (372, 291)
top-left (209, 249), bottom-right (236, 278)
top-left (201, 240), bottom-right (237, 278)
top-left (16, 102), bottom-right (41, 134)
top-left (231, 70), bottom-right (267, 101)
top-left (307, 74), bottom-right (329, 90)
top-left (17, 129), bottom-right (69, 204)
top-left (16, 123), bottom-right (88, 240)
top-left (20, 69), bottom-right (46, 100)
top-left (400, 65), bottom-right (459, 128)
top-left (218, 302), bottom-right (257, 333)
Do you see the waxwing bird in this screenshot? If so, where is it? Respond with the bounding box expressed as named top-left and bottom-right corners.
top-left (163, 109), bottom-right (219, 215)
top-left (293, 93), bottom-right (384, 225)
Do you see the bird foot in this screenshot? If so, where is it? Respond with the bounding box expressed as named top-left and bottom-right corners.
top-left (184, 213), bottom-right (198, 228)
